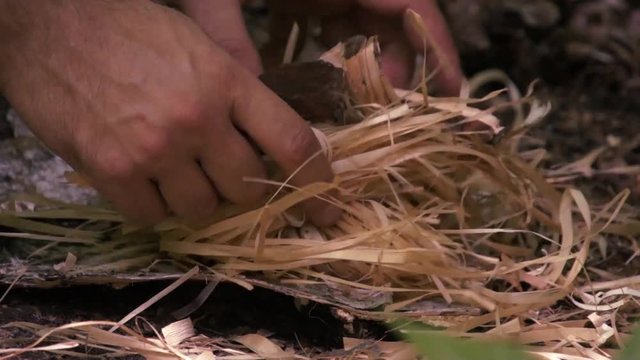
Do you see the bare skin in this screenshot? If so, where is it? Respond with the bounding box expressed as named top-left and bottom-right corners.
top-left (0, 0), bottom-right (339, 227)
top-left (177, 0), bottom-right (264, 76)
top-left (0, 0), bottom-right (462, 228)
top-left (179, 0), bottom-right (463, 94)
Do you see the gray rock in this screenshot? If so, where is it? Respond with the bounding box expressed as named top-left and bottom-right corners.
top-left (0, 109), bottom-right (99, 206)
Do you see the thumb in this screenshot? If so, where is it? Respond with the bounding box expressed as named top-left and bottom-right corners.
top-left (179, 0), bottom-right (263, 75)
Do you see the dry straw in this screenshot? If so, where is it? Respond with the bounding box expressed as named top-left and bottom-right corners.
top-left (2, 10), bottom-right (640, 360)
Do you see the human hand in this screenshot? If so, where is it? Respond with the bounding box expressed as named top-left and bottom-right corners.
top-left (0, 0), bottom-right (339, 227)
top-left (176, 0), bottom-right (462, 95)
top-left (264, 0), bottom-right (463, 95)
top-left (177, 0), bottom-right (264, 75)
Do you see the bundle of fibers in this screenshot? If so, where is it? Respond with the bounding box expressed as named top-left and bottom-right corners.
top-left (2, 12), bottom-right (639, 360)
top-left (153, 36), bottom-right (630, 316)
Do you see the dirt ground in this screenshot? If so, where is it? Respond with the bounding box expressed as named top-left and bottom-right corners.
top-left (1, 282), bottom-right (374, 359)
top-left (1, 0), bottom-right (640, 358)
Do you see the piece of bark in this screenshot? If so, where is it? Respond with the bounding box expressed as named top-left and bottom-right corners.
top-left (258, 60), bottom-right (358, 124)
top-left (258, 35), bottom-right (397, 124)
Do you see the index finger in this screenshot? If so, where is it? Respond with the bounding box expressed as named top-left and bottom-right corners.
top-left (230, 68), bottom-right (342, 227)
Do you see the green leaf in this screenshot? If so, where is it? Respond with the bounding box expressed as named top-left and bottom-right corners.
top-left (617, 326), bottom-right (640, 360)
top-left (393, 320), bottom-right (534, 360)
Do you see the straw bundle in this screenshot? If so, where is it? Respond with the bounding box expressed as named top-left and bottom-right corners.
top-left (2, 11), bottom-right (640, 360)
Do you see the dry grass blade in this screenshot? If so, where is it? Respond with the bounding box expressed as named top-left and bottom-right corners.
top-left (109, 266), bottom-right (199, 332)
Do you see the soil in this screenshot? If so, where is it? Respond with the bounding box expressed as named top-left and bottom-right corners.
top-left (0, 281), bottom-right (390, 358)
top-left (1, 0), bottom-right (640, 358)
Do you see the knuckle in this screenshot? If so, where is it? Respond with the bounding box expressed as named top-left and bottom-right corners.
top-left (137, 130), bottom-right (169, 163)
top-left (206, 50), bottom-right (237, 86)
top-left (166, 97), bottom-right (206, 130)
top-left (283, 125), bottom-right (320, 166)
top-left (172, 96), bottom-right (204, 125)
top-left (96, 151), bottom-right (136, 180)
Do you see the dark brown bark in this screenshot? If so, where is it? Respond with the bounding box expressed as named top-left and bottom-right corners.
top-left (259, 60), bottom-right (357, 124)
